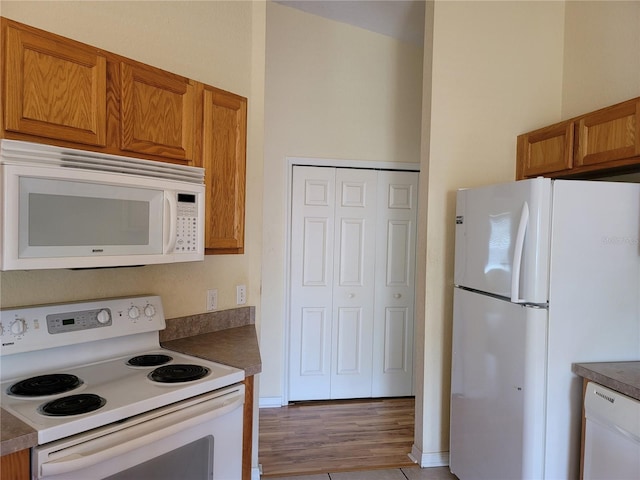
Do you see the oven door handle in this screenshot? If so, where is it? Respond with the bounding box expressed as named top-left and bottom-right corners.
top-left (40, 389), bottom-right (243, 477)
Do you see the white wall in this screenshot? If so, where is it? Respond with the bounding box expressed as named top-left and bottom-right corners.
top-left (260, 2), bottom-right (424, 403)
top-left (0, 1), bottom-right (265, 322)
top-left (414, 0), bottom-right (565, 463)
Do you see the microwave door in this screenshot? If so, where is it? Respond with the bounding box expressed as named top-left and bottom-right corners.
top-left (18, 176), bottom-right (165, 259)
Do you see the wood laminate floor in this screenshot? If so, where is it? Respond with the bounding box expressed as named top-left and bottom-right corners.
top-left (258, 397), bottom-right (420, 478)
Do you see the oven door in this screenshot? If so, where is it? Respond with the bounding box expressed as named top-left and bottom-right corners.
top-left (33, 384), bottom-right (244, 480)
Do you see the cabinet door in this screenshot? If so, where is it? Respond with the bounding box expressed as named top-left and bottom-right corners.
top-left (3, 19), bottom-right (107, 146)
top-left (372, 171), bottom-right (417, 397)
top-left (0, 448), bottom-right (30, 479)
top-left (575, 97), bottom-right (640, 167)
top-left (201, 86), bottom-right (247, 253)
top-left (516, 121), bottom-right (573, 179)
top-left (120, 62), bottom-right (195, 162)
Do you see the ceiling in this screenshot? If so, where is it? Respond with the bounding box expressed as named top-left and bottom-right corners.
top-left (274, 1), bottom-right (426, 46)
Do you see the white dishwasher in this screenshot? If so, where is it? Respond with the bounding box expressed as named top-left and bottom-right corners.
top-left (583, 381), bottom-right (640, 480)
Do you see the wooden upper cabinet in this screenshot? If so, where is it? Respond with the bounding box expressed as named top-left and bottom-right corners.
top-left (2, 18), bottom-right (107, 146)
top-left (200, 86), bottom-right (247, 253)
top-left (517, 121), bottom-right (573, 179)
top-left (575, 97), bottom-right (640, 167)
top-left (1, 18), bottom-right (247, 255)
top-left (517, 96), bottom-right (640, 179)
top-left (119, 62), bottom-right (196, 163)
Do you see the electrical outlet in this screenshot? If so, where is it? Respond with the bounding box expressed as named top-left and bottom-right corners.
top-left (207, 289), bottom-right (218, 311)
top-left (236, 285), bottom-right (246, 305)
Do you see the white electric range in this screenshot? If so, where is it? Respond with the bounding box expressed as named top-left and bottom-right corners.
top-left (1, 295), bottom-right (245, 480)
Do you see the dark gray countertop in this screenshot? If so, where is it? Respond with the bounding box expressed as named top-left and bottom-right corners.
top-left (0, 408), bottom-right (37, 456)
top-left (159, 305), bottom-right (262, 377)
top-left (162, 324), bottom-right (262, 376)
top-left (572, 361), bottom-right (640, 401)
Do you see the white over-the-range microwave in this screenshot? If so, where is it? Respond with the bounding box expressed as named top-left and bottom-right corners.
top-left (0, 139), bottom-right (205, 270)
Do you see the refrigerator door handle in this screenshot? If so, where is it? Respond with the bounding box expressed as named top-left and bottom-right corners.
top-left (510, 202), bottom-right (529, 303)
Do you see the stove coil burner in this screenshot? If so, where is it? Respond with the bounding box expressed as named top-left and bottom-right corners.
top-left (40, 393), bottom-right (106, 416)
top-left (127, 354), bottom-right (173, 367)
top-left (149, 364), bottom-right (210, 383)
top-left (9, 374), bottom-right (82, 397)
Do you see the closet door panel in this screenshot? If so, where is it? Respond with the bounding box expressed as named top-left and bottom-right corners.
top-left (373, 171), bottom-right (418, 397)
top-left (289, 166), bottom-right (335, 401)
top-left (383, 307), bottom-right (410, 372)
top-left (335, 307), bottom-right (363, 374)
top-left (302, 218), bottom-right (330, 285)
top-left (299, 307), bottom-right (329, 375)
top-left (330, 169), bottom-right (377, 399)
top-left (290, 166), bottom-right (418, 401)
top-left (337, 219), bottom-right (365, 285)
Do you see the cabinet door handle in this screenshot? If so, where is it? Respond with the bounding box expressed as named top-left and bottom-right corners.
top-left (393, 293), bottom-right (401, 299)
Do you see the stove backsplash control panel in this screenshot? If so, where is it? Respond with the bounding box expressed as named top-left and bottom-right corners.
top-left (0, 295), bottom-right (164, 354)
top-left (47, 308), bottom-right (113, 334)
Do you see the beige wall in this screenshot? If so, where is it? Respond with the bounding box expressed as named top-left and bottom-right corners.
top-left (0, 1), bottom-right (265, 322)
top-left (415, 0), bottom-right (640, 463)
top-left (414, 0), bottom-right (566, 461)
top-left (3, 0), bottom-right (638, 469)
top-left (260, 2), bottom-right (424, 402)
top-left (0, 0), bottom-right (266, 471)
top-left (562, 1), bottom-right (640, 117)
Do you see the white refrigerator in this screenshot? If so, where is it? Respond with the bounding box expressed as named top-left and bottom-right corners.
top-left (450, 177), bottom-right (640, 480)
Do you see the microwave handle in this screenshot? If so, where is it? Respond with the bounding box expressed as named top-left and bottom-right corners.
top-left (164, 192), bottom-right (178, 253)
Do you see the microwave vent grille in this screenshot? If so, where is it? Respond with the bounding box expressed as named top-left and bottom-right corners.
top-left (0, 140), bottom-right (204, 185)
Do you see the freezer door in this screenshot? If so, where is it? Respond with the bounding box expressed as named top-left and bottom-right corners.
top-left (454, 177), bottom-right (551, 304)
top-left (450, 287), bottom-right (547, 480)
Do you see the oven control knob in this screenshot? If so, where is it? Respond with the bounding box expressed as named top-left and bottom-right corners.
top-left (96, 309), bottom-right (111, 324)
top-left (144, 305), bottom-right (156, 318)
top-left (10, 318), bottom-right (27, 336)
top-left (128, 306), bottom-right (140, 320)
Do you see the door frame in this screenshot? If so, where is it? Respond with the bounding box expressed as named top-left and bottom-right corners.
top-left (283, 157), bottom-right (420, 405)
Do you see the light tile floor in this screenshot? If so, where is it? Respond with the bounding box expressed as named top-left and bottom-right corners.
top-left (264, 466), bottom-right (457, 480)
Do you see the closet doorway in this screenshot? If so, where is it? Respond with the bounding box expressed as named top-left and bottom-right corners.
top-left (288, 164), bottom-right (418, 401)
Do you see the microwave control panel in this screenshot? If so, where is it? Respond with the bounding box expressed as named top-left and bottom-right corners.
top-left (175, 193), bottom-right (198, 253)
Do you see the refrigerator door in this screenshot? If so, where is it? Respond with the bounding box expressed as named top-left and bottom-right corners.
top-left (543, 179), bottom-right (640, 480)
top-left (454, 177), bottom-right (551, 304)
top-left (450, 287), bottom-right (547, 480)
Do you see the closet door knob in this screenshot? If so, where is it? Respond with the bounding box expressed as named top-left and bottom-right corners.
top-left (393, 293), bottom-right (402, 299)
top-left (348, 293), bottom-right (355, 299)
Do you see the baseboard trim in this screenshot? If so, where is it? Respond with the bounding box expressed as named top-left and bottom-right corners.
top-left (409, 444), bottom-right (449, 467)
top-left (259, 396), bottom-right (283, 408)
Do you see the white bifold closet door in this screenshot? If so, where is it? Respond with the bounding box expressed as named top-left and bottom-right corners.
top-left (289, 165), bottom-right (417, 401)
